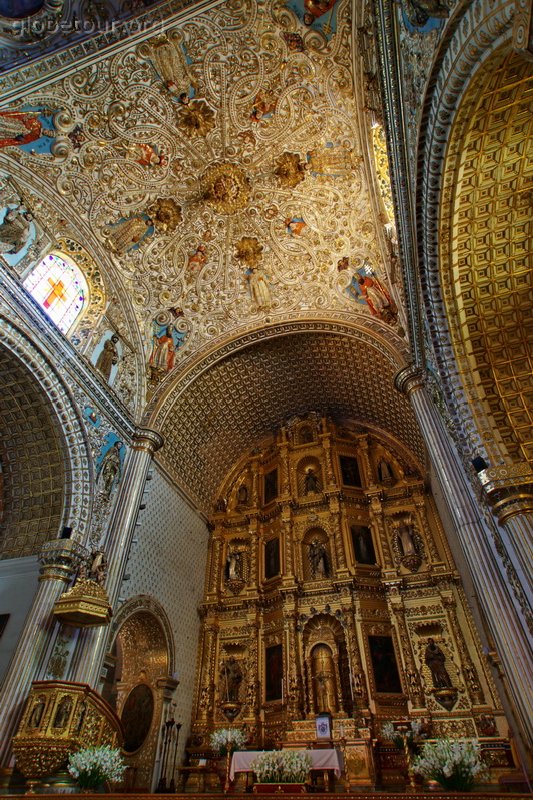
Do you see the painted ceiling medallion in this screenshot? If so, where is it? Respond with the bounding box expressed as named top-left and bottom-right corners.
top-left (201, 162), bottom-right (250, 216)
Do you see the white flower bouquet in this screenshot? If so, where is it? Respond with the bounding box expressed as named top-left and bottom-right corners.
top-left (382, 720), bottom-right (423, 752)
top-left (210, 727), bottom-right (247, 756)
top-left (67, 745), bottom-right (125, 790)
top-left (250, 750), bottom-right (311, 784)
top-left (412, 738), bottom-right (486, 791)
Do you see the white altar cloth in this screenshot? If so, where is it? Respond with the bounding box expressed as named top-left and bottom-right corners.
top-left (230, 749), bottom-right (341, 780)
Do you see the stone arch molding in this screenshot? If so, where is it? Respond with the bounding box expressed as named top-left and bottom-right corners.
top-left (0, 314), bottom-right (92, 541)
top-left (0, 156), bottom-right (147, 411)
top-left (144, 315), bottom-right (410, 427)
top-left (108, 595), bottom-right (176, 677)
top-left (416, 0), bottom-right (516, 461)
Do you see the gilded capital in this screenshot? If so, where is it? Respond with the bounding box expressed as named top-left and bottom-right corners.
top-left (477, 463), bottom-right (533, 523)
top-left (394, 364), bottom-right (426, 395)
top-left (39, 539), bottom-right (89, 583)
top-left (132, 427), bottom-right (164, 454)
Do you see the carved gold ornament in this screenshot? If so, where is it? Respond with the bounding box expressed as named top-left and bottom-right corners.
top-left (178, 99), bottom-right (216, 138)
top-left (202, 163), bottom-right (251, 216)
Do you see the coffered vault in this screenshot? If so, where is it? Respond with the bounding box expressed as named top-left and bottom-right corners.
top-left (149, 327), bottom-right (424, 511)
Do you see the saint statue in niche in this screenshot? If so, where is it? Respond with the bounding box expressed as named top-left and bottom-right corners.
top-left (397, 523), bottom-right (416, 556)
top-left (220, 657), bottom-right (242, 702)
top-left (309, 538), bottom-right (329, 578)
top-left (237, 484), bottom-right (248, 506)
top-left (424, 638), bottom-right (453, 688)
top-left (304, 467), bottom-right (320, 494)
top-left (225, 551), bottom-right (242, 581)
top-left (312, 644), bottom-right (337, 714)
top-left (377, 459), bottom-right (393, 483)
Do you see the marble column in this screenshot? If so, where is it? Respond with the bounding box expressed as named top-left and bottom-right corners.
top-left (395, 366), bottom-right (533, 752)
top-left (68, 428), bottom-right (163, 688)
top-left (0, 539), bottom-right (86, 766)
top-left (477, 463), bottom-right (533, 603)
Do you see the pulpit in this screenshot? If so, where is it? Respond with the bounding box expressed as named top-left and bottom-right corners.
top-left (12, 680), bottom-right (123, 792)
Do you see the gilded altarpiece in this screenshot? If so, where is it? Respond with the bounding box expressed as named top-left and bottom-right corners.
top-left (191, 415), bottom-right (509, 786)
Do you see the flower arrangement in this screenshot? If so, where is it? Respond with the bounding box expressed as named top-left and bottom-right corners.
top-left (250, 750), bottom-right (312, 784)
top-left (412, 738), bottom-right (487, 791)
top-left (210, 727), bottom-right (247, 756)
top-left (382, 720), bottom-right (424, 752)
top-left (67, 745), bottom-right (126, 790)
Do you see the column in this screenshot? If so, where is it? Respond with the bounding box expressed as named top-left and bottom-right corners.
top-left (395, 366), bottom-right (533, 751)
top-left (0, 539), bottom-right (87, 766)
top-left (68, 428), bottom-right (163, 687)
top-left (477, 463), bottom-right (533, 601)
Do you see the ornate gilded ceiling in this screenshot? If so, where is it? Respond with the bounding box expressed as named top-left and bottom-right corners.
top-left (156, 330), bottom-right (423, 509)
top-left (0, 346), bottom-right (64, 558)
top-left (0, 0), bottom-right (399, 408)
top-left (440, 50), bottom-right (533, 468)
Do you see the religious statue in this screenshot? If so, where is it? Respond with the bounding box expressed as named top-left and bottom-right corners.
top-left (98, 441), bottom-right (123, 498)
top-left (220, 657), bottom-right (242, 702)
top-left (304, 467), bottom-right (320, 494)
top-left (146, 34), bottom-right (194, 96)
top-left (0, 206), bottom-right (34, 254)
top-left (424, 638), bottom-right (453, 689)
top-left (225, 551), bottom-right (242, 581)
top-left (88, 550), bottom-right (108, 585)
top-left (149, 326), bottom-right (176, 375)
top-left (397, 523), bottom-right (416, 556)
top-left (356, 273), bottom-right (397, 324)
top-left (377, 459), bottom-right (393, 483)
top-left (309, 538), bottom-right (329, 578)
top-left (105, 214), bottom-right (153, 254)
top-left (237, 484), bottom-right (248, 506)
top-left (247, 266), bottom-right (272, 310)
top-left (95, 334), bottom-right (119, 382)
top-left (312, 644), bottom-right (337, 713)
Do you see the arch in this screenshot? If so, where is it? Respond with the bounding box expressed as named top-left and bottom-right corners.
top-left (105, 596), bottom-right (175, 790)
top-left (109, 595), bottom-right (175, 676)
top-left (438, 49), bottom-right (533, 468)
top-left (414, 1), bottom-right (518, 462)
top-left (143, 321), bottom-right (418, 511)
top-left (0, 315), bottom-right (92, 552)
top-left (144, 317), bottom-right (409, 424)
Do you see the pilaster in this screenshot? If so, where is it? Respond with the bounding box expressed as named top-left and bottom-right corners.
top-left (395, 366), bottom-right (533, 751)
top-left (67, 428), bottom-right (163, 688)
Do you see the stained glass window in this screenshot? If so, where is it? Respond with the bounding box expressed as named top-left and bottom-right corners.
top-left (23, 253), bottom-right (88, 333)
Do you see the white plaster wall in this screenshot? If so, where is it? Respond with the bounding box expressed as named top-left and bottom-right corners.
top-left (118, 465), bottom-right (209, 773)
top-left (0, 556), bottom-right (40, 683)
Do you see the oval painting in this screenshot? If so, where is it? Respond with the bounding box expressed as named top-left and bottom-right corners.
top-left (121, 683), bottom-right (154, 753)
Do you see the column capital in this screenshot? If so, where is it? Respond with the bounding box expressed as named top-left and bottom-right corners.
top-left (39, 539), bottom-right (88, 583)
top-left (394, 364), bottom-right (426, 395)
top-left (477, 462), bottom-right (533, 523)
top-left (132, 427), bottom-right (164, 454)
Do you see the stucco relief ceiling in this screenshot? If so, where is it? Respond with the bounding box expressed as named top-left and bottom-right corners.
top-left (0, 0), bottom-right (400, 401)
top-left (156, 331), bottom-right (424, 510)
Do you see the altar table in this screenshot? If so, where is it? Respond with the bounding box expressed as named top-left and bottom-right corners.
top-left (230, 749), bottom-right (342, 781)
